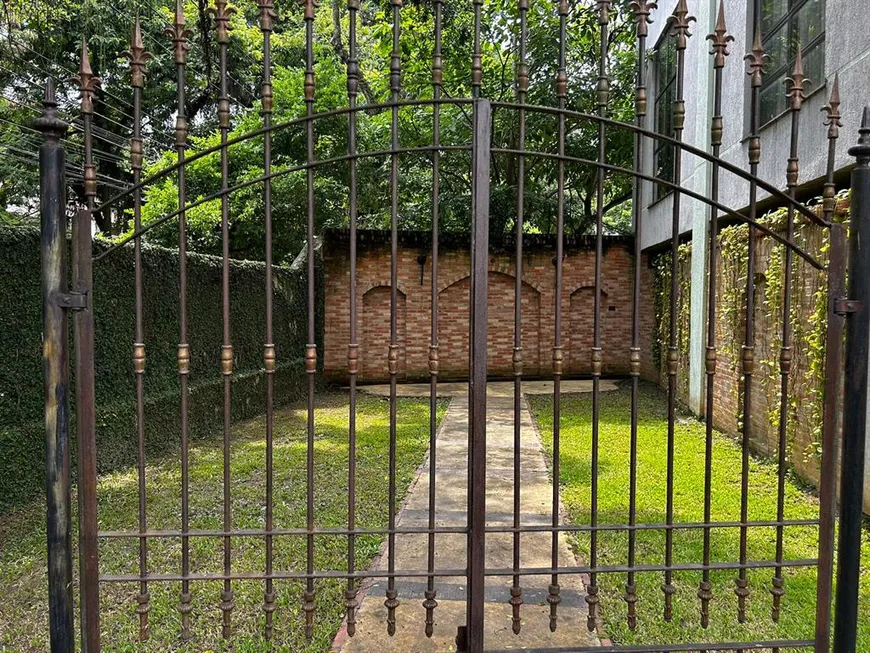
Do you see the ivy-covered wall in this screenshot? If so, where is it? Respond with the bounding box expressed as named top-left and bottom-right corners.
top-left (650, 194), bottom-right (850, 492)
top-left (0, 226), bottom-right (322, 514)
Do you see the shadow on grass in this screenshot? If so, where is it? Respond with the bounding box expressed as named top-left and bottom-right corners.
top-left (0, 392), bottom-right (447, 652)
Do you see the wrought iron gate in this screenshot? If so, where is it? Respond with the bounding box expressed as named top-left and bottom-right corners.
top-left (35, 0), bottom-right (867, 651)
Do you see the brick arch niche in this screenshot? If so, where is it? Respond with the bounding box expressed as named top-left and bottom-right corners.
top-left (438, 271), bottom-right (541, 379)
top-left (361, 285), bottom-right (407, 382)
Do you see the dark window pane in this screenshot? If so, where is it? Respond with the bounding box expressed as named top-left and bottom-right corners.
top-left (760, 73), bottom-right (788, 124)
top-left (762, 0), bottom-right (789, 31)
top-left (794, 0), bottom-right (824, 46)
top-left (803, 41), bottom-right (825, 94)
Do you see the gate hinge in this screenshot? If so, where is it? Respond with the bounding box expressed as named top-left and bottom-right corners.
top-left (834, 297), bottom-right (863, 316)
top-left (55, 291), bottom-right (88, 311)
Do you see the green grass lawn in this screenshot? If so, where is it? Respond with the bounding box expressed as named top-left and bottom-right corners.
top-left (0, 392), bottom-right (446, 652)
top-left (529, 382), bottom-right (870, 651)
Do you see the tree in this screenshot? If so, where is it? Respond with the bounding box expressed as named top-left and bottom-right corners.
top-left (1, 0), bottom-right (638, 259)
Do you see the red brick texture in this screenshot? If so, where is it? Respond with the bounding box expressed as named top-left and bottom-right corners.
top-left (323, 230), bottom-right (656, 383)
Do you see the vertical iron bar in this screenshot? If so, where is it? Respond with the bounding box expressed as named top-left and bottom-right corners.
top-left (664, 0), bottom-right (694, 622)
top-left (626, 0), bottom-right (654, 629)
top-left (587, 0), bottom-right (611, 632)
top-left (425, 0), bottom-right (444, 638)
top-left (738, 19), bottom-right (765, 623)
top-left (126, 18), bottom-right (151, 640)
top-left (75, 41), bottom-right (101, 653)
top-left (700, 0), bottom-right (731, 629)
top-left (471, 0), bottom-right (482, 99)
top-left (510, 0), bottom-right (529, 636)
top-left (467, 97), bottom-right (491, 653)
top-left (346, 0), bottom-right (360, 638)
top-left (212, 0), bottom-right (236, 637)
top-left (167, 2), bottom-right (193, 638)
top-left (548, 0), bottom-right (569, 632)
top-left (772, 49), bottom-right (807, 624)
top-left (258, 0), bottom-right (277, 639)
top-left (302, 0), bottom-right (317, 640)
top-left (814, 76), bottom-right (842, 653)
top-left (384, 0), bottom-right (402, 636)
top-left (833, 106), bottom-right (870, 653)
top-left (37, 77), bottom-right (74, 653)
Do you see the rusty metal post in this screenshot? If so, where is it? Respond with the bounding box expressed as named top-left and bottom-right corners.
top-left (36, 78), bottom-right (74, 653)
top-left (74, 40), bottom-right (101, 653)
top-left (833, 107), bottom-right (870, 653)
top-left (463, 97), bottom-right (491, 653)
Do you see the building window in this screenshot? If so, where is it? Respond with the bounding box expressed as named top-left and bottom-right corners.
top-left (652, 33), bottom-right (676, 202)
top-left (759, 0), bottom-right (825, 125)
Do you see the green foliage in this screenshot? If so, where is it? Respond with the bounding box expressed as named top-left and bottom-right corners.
top-left (0, 0), bottom-right (639, 256)
top-left (0, 394), bottom-right (447, 650)
top-left (0, 225), bottom-right (322, 513)
top-left (529, 383), bottom-right (870, 650)
top-left (649, 191), bottom-right (850, 469)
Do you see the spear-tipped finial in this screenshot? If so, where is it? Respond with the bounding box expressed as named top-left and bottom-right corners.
top-left (76, 39), bottom-right (101, 115)
top-left (300, 0), bottom-right (319, 20)
top-left (33, 78), bottom-right (69, 141)
top-left (707, 0), bottom-right (733, 68)
top-left (629, 0), bottom-right (657, 37)
top-left (167, 0), bottom-right (192, 65)
top-left (258, 0), bottom-right (277, 32)
top-left (211, 0), bottom-right (236, 45)
top-left (670, 0), bottom-right (696, 50)
top-left (745, 27), bottom-right (767, 87)
top-left (125, 15), bottom-right (151, 87)
top-left (597, 0), bottom-right (612, 23)
top-left (786, 46), bottom-right (808, 111)
top-left (849, 106), bottom-right (870, 162)
top-left (823, 74), bottom-right (842, 137)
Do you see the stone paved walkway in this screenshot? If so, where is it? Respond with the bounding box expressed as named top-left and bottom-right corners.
top-left (335, 382), bottom-right (614, 652)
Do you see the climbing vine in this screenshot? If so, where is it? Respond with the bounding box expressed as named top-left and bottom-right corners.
top-left (649, 190), bottom-right (850, 480)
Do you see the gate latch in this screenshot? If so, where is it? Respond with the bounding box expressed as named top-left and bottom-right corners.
top-left (834, 297), bottom-right (863, 316)
top-left (55, 291), bottom-right (88, 311)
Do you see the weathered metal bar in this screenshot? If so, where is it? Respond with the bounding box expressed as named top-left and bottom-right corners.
top-left (167, 1), bottom-right (193, 638)
top-left (471, 0), bottom-right (482, 99)
top-left (258, 0), bottom-right (277, 639)
top-left (126, 17), bottom-right (151, 640)
top-left (385, 0), bottom-right (402, 636)
top-left (626, 1), bottom-right (652, 627)
top-left (814, 76), bottom-right (843, 653)
top-left (211, 0), bottom-right (236, 638)
top-left (833, 106), bottom-right (870, 653)
top-left (37, 77), bottom-right (74, 653)
top-left (98, 517), bottom-right (818, 539)
top-left (425, 0), bottom-right (444, 638)
top-left (74, 41), bottom-right (102, 653)
top-left (98, 555), bottom-right (822, 583)
top-left (772, 49), bottom-right (807, 625)
top-left (510, 0), bottom-right (529, 636)
top-left (737, 21), bottom-right (765, 624)
top-left (466, 96), bottom-right (491, 653)
top-left (587, 0), bottom-right (610, 632)
top-left (345, 0), bottom-right (360, 639)
top-left (302, 0), bottom-right (317, 640)
top-left (548, 0), bottom-right (569, 633)
top-left (700, 0), bottom-right (731, 629)
top-left (664, 0), bottom-right (693, 622)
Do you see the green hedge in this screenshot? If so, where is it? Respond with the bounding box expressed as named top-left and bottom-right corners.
top-left (0, 226), bottom-right (322, 513)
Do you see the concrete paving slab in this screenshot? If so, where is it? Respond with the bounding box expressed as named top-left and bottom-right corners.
top-left (334, 389), bottom-right (602, 652)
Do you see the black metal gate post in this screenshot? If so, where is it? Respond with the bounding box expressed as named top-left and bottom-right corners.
top-left (36, 78), bottom-right (74, 653)
top-left (833, 106), bottom-right (870, 653)
top-left (463, 97), bottom-right (491, 653)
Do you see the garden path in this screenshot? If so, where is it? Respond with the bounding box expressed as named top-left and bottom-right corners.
top-left (334, 381), bottom-right (615, 652)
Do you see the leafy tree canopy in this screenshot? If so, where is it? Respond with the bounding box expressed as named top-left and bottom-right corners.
top-left (1, 0), bottom-right (637, 261)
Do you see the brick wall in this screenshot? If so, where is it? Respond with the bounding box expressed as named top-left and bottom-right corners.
top-left (323, 230), bottom-right (655, 383)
